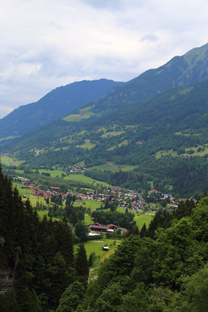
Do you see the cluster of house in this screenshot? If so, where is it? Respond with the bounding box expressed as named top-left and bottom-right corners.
top-left (69, 165), bottom-right (86, 173)
top-left (18, 178), bottom-right (68, 199)
top-left (17, 176), bottom-right (187, 212)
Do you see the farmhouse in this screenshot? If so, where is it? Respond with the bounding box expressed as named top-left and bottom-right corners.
top-left (107, 224), bottom-right (118, 230)
top-left (89, 224), bottom-right (108, 232)
top-left (89, 223), bottom-right (118, 232)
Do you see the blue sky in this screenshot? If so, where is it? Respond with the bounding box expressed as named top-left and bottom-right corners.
top-left (0, 0), bottom-right (208, 118)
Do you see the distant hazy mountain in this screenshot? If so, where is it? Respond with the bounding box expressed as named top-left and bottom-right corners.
top-left (0, 79), bottom-right (124, 138)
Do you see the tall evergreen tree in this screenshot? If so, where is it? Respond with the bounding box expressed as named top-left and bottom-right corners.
top-left (75, 243), bottom-right (89, 285)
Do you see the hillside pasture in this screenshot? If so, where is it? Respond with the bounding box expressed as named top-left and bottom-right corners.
top-left (74, 238), bottom-right (120, 259)
top-left (81, 139), bottom-right (96, 149)
top-left (101, 131), bottom-right (125, 138)
top-left (1, 156), bottom-right (13, 165)
top-left (89, 161), bottom-right (138, 172)
top-left (117, 208), bottom-right (154, 229)
top-left (65, 174), bottom-right (112, 187)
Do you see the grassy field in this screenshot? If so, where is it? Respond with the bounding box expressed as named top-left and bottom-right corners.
top-left (117, 207), bottom-right (154, 229)
top-left (155, 149), bottom-right (177, 159)
top-left (65, 174), bottom-right (112, 187)
top-left (38, 169), bottom-right (65, 177)
top-left (26, 195), bottom-right (46, 207)
top-left (156, 143), bottom-right (208, 159)
top-left (1, 156), bottom-right (13, 165)
top-left (1, 156), bottom-right (24, 166)
top-left (90, 162), bottom-right (138, 172)
top-left (63, 107), bottom-right (95, 122)
top-left (101, 131), bottom-right (125, 138)
top-left (13, 168), bottom-right (112, 187)
top-left (74, 238), bottom-right (120, 259)
top-left (133, 212), bottom-right (154, 229)
top-left (12, 182), bottom-right (34, 195)
top-left (81, 139), bottom-right (96, 150)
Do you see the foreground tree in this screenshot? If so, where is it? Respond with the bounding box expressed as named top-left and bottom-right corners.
top-left (56, 281), bottom-right (85, 312)
top-left (75, 243), bottom-right (89, 284)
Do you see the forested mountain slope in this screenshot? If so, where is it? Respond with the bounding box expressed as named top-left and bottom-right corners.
top-left (3, 78), bottom-right (208, 197)
top-left (0, 79), bottom-right (124, 139)
top-left (2, 43), bottom-right (208, 197)
top-left (71, 42), bottom-right (208, 116)
top-left (0, 165), bottom-right (89, 311)
top-left (77, 197), bottom-right (208, 312)
top-left (1, 42), bottom-right (208, 141)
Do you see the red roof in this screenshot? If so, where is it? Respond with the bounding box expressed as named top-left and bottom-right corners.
top-left (107, 224), bottom-right (118, 229)
top-left (90, 224), bottom-right (108, 230)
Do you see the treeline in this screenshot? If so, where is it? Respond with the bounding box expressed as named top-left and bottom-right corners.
top-left (91, 210), bottom-right (135, 229)
top-left (71, 195), bottom-right (208, 311)
top-left (0, 165), bottom-right (89, 311)
top-left (85, 168), bottom-right (150, 191)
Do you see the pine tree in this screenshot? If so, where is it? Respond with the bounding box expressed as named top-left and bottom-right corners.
top-left (76, 243), bottom-right (89, 285)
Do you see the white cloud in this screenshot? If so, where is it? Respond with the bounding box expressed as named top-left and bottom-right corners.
top-left (0, 0), bottom-right (208, 118)
top-left (0, 104), bottom-right (14, 119)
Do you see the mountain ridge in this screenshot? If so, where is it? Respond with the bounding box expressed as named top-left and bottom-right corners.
top-left (0, 79), bottom-right (124, 138)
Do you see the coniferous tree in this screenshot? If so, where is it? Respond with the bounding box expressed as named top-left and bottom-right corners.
top-left (76, 243), bottom-right (89, 285)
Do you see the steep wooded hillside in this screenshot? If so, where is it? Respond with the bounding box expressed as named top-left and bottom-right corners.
top-left (3, 78), bottom-right (208, 197)
top-left (0, 79), bottom-right (124, 138)
top-left (71, 42), bottom-right (208, 115)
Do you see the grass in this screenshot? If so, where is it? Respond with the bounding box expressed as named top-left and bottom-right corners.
top-left (1, 156), bottom-right (24, 167)
top-left (89, 162), bottom-right (138, 172)
top-left (38, 169), bottom-right (65, 177)
top-left (133, 212), bottom-right (154, 229)
top-left (101, 131), bottom-right (125, 138)
top-left (12, 182), bottom-right (34, 195)
top-left (155, 149), bottom-right (177, 159)
top-left (74, 238), bottom-right (120, 259)
top-left (117, 208), bottom-right (154, 229)
top-left (14, 169), bottom-right (111, 187)
top-left (25, 195), bottom-right (46, 207)
top-left (65, 174), bottom-right (112, 187)
top-left (156, 144), bottom-right (208, 159)
top-left (1, 156), bottom-right (13, 165)
top-left (148, 181), bottom-right (154, 189)
top-left (63, 107), bottom-right (95, 122)
top-left (81, 139), bottom-right (96, 150)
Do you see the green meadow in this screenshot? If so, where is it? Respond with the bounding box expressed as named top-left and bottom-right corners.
top-left (1, 156), bottom-right (13, 165)
top-left (117, 208), bottom-right (154, 229)
top-left (90, 161), bottom-right (138, 172)
top-left (101, 131), bottom-right (125, 138)
top-left (1, 156), bottom-right (24, 166)
top-left (74, 238), bottom-right (121, 259)
top-left (65, 174), bottom-right (112, 187)
top-left (81, 139), bottom-right (96, 150)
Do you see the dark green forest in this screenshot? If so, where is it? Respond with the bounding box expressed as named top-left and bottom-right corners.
top-left (75, 197), bottom-right (208, 312)
top-left (2, 162), bottom-right (208, 311)
top-left (0, 165), bottom-right (89, 311)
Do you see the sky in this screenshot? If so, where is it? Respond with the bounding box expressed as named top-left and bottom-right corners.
top-left (0, 0), bottom-right (208, 119)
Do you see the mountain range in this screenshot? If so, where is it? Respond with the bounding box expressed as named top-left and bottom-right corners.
top-left (2, 42), bottom-right (208, 197)
top-left (0, 79), bottom-right (124, 138)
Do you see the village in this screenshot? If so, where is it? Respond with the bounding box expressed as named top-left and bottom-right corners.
top-left (16, 175), bottom-right (187, 214)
